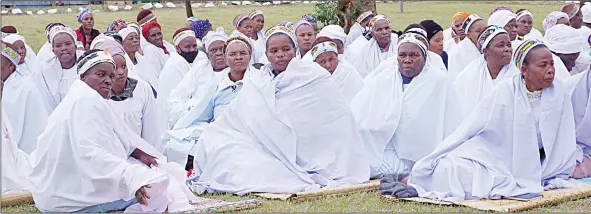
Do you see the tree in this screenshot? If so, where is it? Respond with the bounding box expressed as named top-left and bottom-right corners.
top-left (185, 0), bottom-right (194, 18)
top-left (337, 0), bottom-right (376, 33)
top-left (399, 0), bottom-right (403, 13)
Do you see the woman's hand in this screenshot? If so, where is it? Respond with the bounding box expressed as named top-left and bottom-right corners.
top-left (131, 148), bottom-right (158, 167)
top-left (135, 184), bottom-right (151, 206)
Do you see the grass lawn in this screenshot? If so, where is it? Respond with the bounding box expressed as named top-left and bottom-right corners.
top-left (3, 1), bottom-right (591, 212)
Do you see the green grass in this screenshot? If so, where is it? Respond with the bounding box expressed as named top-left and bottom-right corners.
top-left (3, 1), bottom-right (590, 212)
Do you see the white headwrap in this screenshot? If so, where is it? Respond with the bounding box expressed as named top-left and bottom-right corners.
top-left (119, 27), bottom-right (138, 40)
top-left (49, 26), bottom-right (76, 44)
top-left (516, 10), bottom-right (534, 21)
top-left (310, 41), bottom-right (338, 60)
top-left (368, 15), bottom-right (391, 32)
top-left (2, 34), bottom-right (25, 44)
top-left (77, 50), bottom-right (116, 75)
top-left (203, 29), bottom-right (229, 50)
top-left (397, 32), bottom-right (428, 56)
top-left (89, 34), bottom-right (116, 50)
top-left (357, 10), bottom-right (374, 23)
top-left (317, 25), bottom-right (347, 44)
top-left (542, 11), bottom-right (570, 32)
top-left (173, 29), bottom-right (196, 46)
top-left (543, 24), bottom-right (584, 54)
top-left (488, 10), bottom-right (517, 27)
top-left (462, 14), bottom-right (483, 33)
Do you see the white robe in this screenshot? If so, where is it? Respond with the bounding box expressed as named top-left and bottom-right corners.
top-left (17, 60), bottom-right (37, 76)
top-left (142, 42), bottom-right (173, 77)
top-left (31, 53), bottom-right (82, 113)
top-left (354, 36), bottom-right (398, 77)
top-left (35, 41), bottom-right (54, 68)
top-left (346, 23), bottom-right (364, 47)
top-left (1, 109), bottom-right (32, 195)
top-left (108, 80), bottom-right (163, 152)
top-left (188, 59), bottom-right (370, 195)
top-left (447, 38), bottom-right (480, 81)
top-left (523, 28), bottom-right (544, 40)
top-left (252, 31), bottom-right (266, 64)
top-left (454, 56), bottom-right (520, 115)
top-left (29, 80), bottom-right (197, 212)
top-left (408, 75), bottom-right (578, 202)
top-left (2, 71), bottom-right (49, 154)
top-left (351, 56), bottom-right (462, 176)
top-left (333, 59), bottom-right (364, 103)
top-left (344, 36), bottom-right (369, 68)
top-left (158, 53), bottom-right (193, 130)
top-left (568, 71), bottom-right (591, 159)
top-left (126, 53), bottom-right (160, 93)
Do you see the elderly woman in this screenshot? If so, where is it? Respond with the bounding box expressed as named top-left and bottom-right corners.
top-left (568, 63), bottom-right (591, 179)
top-left (187, 25), bottom-right (369, 195)
top-left (346, 10), bottom-right (374, 47)
top-left (32, 26), bottom-right (83, 113)
top-left (29, 49), bottom-right (197, 213)
top-left (454, 25), bottom-right (519, 115)
top-left (164, 36), bottom-right (252, 168)
top-left (443, 12), bottom-right (469, 53)
top-left (351, 15), bottom-right (398, 77)
top-left (391, 40), bottom-right (578, 201)
top-left (106, 19), bottom-right (127, 33)
top-left (310, 39), bottom-right (363, 102)
top-left (119, 27), bottom-right (159, 96)
top-left (75, 8), bottom-right (100, 50)
top-left (142, 22), bottom-right (176, 74)
top-left (295, 20), bottom-right (317, 59)
top-left (352, 32), bottom-right (461, 180)
top-left (515, 9), bottom-right (544, 41)
top-left (2, 34), bottom-right (36, 76)
top-left (447, 14), bottom-right (486, 81)
top-left (420, 20), bottom-right (448, 69)
top-left (544, 24), bottom-right (582, 80)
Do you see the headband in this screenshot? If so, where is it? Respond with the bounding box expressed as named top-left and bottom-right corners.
top-left (249, 10), bottom-right (263, 19)
top-left (311, 41), bottom-right (338, 60)
top-left (225, 37), bottom-right (251, 55)
top-left (301, 15), bottom-right (317, 24)
top-left (278, 21), bottom-right (294, 31)
top-left (295, 20), bottom-right (313, 34)
top-left (1, 43), bottom-right (21, 66)
top-left (461, 14), bottom-right (483, 33)
top-left (477, 25), bottom-right (508, 53)
top-left (203, 30), bottom-right (229, 50)
top-left (119, 27), bottom-right (138, 40)
top-left (76, 8), bottom-right (93, 22)
top-left (406, 28), bottom-right (428, 39)
top-left (234, 14), bottom-right (249, 28)
top-left (173, 30), bottom-right (196, 46)
top-left (2, 34), bottom-right (25, 44)
top-left (514, 39), bottom-right (545, 70)
top-left (397, 32), bottom-right (428, 56)
top-left (106, 19), bottom-right (126, 33)
top-left (49, 26), bottom-right (76, 44)
top-left (77, 50), bottom-right (116, 75)
top-left (138, 13), bottom-right (157, 26)
top-left (265, 25), bottom-right (296, 45)
top-left (357, 10), bottom-right (374, 23)
top-left (516, 10), bottom-right (533, 21)
top-left (368, 15), bottom-right (390, 31)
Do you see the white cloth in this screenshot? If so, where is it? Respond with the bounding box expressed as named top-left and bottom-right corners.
top-left (346, 23), bottom-right (364, 47)
top-left (544, 24), bottom-right (584, 55)
top-left (568, 71), bottom-right (591, 159)
top-left (125, 53), bottom-right (159, 92)
top-left (443, 37), bottom-right (460, 53)
top-left (319, 25), bottom-right (347, 45)
top-left (454, 56), bottom-right (520, 115)
top-left (443, 27), bottom-right (453, 42)
top-left (35, 41), bottom-right (54, 68)
top-left (522, 28), bottom-right (544, 40)
top-left (408, 75), bottom-right (578, 202)
top-left (142, 41), bottom-right (176, 77)
top-left (29, 80), bottom-right (196, 212)
top-left (1, 109), bottom-right (32, 195)
top-left (488, 10), bottom-right (517, 27)
top-left (158, 52), bottom-right (194, 130)
top-left (2, 71), bottom-right (49, 154)
top-left (252, 31), bottom-right (266, 64)
top-left (447, 38), bottom-right (480, 81)
top-left (332, 59), bottom-right (364, 103)
top-left (344, 36), bottom-right (368, 69)
top-left (353, 36), bottom-right (398, 77)
top-left (188, 59), bottom-right (370, 195)
top-left (351, 56), bottom-right (462, 176)
top-left (108, 80), bottom-right (163, 152)
top-left (31, 53), bottom-right (81, 113)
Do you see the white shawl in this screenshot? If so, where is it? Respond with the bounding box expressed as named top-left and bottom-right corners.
top-left (1, 109), bottom-right (32, 195)
top-left (346, 23), bottom-right (364, 47)
top-left (333, 59), bottom-right (364, 103)
top-left (189, 59), bottom-right (369, 195)
top-left (409, 75), bottom-right (577, 202)
top-left (355, 36), bottom-right (398, 77)
top-left (553, 54), bottom-right (573, 81)
top-left (31, 52), bottom-right (82, 113)
top-left (35, 41), bottom-right (54, 68)
top-left (568, 71), bottom-right (591, 158)
top-left (344, 36), bottom-right (369, 69)
top-left (29, 80), bottom-right (196, 212)
top-left (142, 41), bottom-right (174, 77)
top-left (158, 52), bottom-right (193, 130)
top-left (447, 38), bottom-right (480, 81)
top-left (126, 53), bottom-right (160, 93)
top-left (351, 57), bottom-right (462, 173)
top-left (454, 56), bottom-right (520, 115)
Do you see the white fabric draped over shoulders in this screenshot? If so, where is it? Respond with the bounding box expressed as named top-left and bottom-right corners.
top-left (454, 56), bottom-right (520, 115)
top-left (447, 39), bottom-right (480, 81)
top-left (188, 59), bottom-right (369, 195)
top-left (35, 41), bottom-right (54, 67)
top-left (568, 71), bottom-right (591, 159)
top-left (1, 109), bottom-right (32, 195)
top-left (142, 42), bottom-right (172, 77)
top-left (346, 23), bottom-right (364, 47)
top-left (409, 75), bottom-right (578, 202)
top-left (126, 53), bottom-right (159, 93)
top-left (353, 36), bottom-right (398, 77)
top-left (31, 52), bottom-right (82, 113)
top-left (158, 52), bottom-right (193, 130)
top-left (333, 59), bottom-right (364, 103)
top-left (553, 53), bottom-right (573, 81)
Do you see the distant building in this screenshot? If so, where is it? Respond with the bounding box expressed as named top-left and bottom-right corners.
top-left (1, 1), bottom-right (97, 8)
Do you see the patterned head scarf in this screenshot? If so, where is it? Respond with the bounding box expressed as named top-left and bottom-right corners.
top-left (137, 9), bottom-right (157, 27)
top-left (301, 15), bottom-right (317, 24)
top-left (1, 42), bottom-right (21, 66)
top-left (49, 26), bottom-right (76, 44)
top-left (562, 3), bottom-right (581, 19)
top-left (77, 50), bottom-right (116, 75)
top-left (233, 14), bottom-right (250, 28)
top-left (490, 6), bottom-right (513, 15)
top-left (514, 39), bottom-right (545, 70)
top-left (249, 10), bottom-right (264, 19)
top-left (357, 10), bottom-right (374, 23)
top-left (368, 15), bottom-right (391, 32)
top-left (265, 25), bottom-right (296, 46)
top-left (461, 14), bottom-right (483, 33)
top-left (452, 12), bottom-right (470, 24)
top-left (191, 20), bottom-right (212, 39)
top-left (477, 25), bottom-right (508, 53)
top-left (397, 32), bottom-right (428, 56)
top-left (278, 21), bottom-right (294, 31)
top-left (106, 19), bottom-right (127, 32)
top-left (310, 41), bottom-right (338, 60)
top-left (542, 11), bottom-right (570, 32)
top-left (516, 10), bottom-right (534, 21)
top-left (173, 27), bottom-right (196, 47)
top-left (76, 8), bottom-right (93, 22)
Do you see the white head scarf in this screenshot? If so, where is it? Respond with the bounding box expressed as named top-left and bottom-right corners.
top-left (203, 29), bottom-right (229, 50)
top-left (49, 26), bottom-right (76, 44)
top-left (542, 11), bottom-right (570, 32)
top-left (488, 10), bottom-right (517, 27)
top-left (543, 24), bottom-right (584, 54)
top-left (317, 25), bottom-right (347, 44)
top-left (118, 27), bottom-right (138, 40)
top-left (173, 29), bottom-right (196, 47)
top-left (2, 34), bottom-right (25, 44)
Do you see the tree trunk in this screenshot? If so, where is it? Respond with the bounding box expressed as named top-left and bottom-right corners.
top-left (185, 0), bottom-right (193, 18)
top-left (52, 0), bottom-right (56, 7)
top-left (399, 0), bottom-right (403, 13)
top-left (338, 0), bottom-right (376, 33)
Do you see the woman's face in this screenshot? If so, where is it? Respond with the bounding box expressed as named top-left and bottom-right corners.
top-left (266, 34), bottom-right (296, 73)
top-left (314, 52), bottom-right (339, 74)
top-left (147, 27), bottom-right (163, 47)
top-left (52, 33), bottom-right (76, 65)
top-left (371, 20), bottom-right (392, 47)
top-left (484, 33), bottom-right (513, 66)
top-left (504, 19), bottom-right (518, 41)
top-left (571, 10), bottom-right (583, 29)
top-left (557, 52), bottom-right (580, 72)
top-left (522, 47), bottom-right (555, 90)
top-left (238, 19), bottom-right (255, 37)
top-left (12, 41), bottom-right (26, 63)
top-left (207, 40), bottom-right (228, 71)
top-left (428, 31), bottom-right (444, 54)
top-left (0, 55), bottom-right (16, 82)
top-left (296, 24), bottom-right (316, 53)
top-left (176, 37), bottom-right (198, 53)
top-left (80, 14), bottom-right (94, 30)
top-left (452, 18), bottom-right (466, 39)
top-left (517, 15), bottom-right (533, 36)
top-left (397, 43), bottom-right (426, 78)
top-left (467, 20), bottom-right (486, 45)
top-left (81, 62), bottom-right (115, 99)
top-left (225, 42), bottom-right (251, 73)
top-left (123, 32), bottom-right (140, 54)
top-left (113, 55), bottom-right (128, 86)
top-left (252, 15), bottom-right (265, 32)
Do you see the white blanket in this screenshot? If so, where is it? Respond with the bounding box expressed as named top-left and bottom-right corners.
top-left (447, 39), bottom-right (480, 81)
top-left (409, 75), bottom-right (578, 202)
top-left (346, 23), bottom-right (364, 47)
top-left (454, 56), bottom-right (519, 115)
top-left (568, 71), bottom-right (591, 158)
top-left (188, 59), bottom-right (369, 195)
top-left (126, 53), bottom-right (160, 93)
top-left (333, 59), bottom-right (364, 103)
top-left (31, 52), bottom-right (82, 113)
top-left (142, 42), bottom-right (174, 77)
top-left (158, 52), bottom-right (193, 129)
top-left (354, 36), bottom-right (398, 77)
top-left (1, 109), bottom-right (32, 195)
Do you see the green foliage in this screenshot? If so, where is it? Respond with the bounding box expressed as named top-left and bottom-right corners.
top-left (312, 2), bottom-right (340, 26)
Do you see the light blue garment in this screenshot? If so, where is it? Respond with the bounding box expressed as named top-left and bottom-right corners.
top-left (38, 199), bottom-right (137, 213)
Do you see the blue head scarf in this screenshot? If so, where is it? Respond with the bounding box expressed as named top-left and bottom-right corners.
top-left (191, 20), bottom-right (212, 39)
top-left (77, 8), bottom-right (93, 22)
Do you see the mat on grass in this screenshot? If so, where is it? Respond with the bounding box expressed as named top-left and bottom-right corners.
top-left (254, 180), bottom-right (380, 202)
top-left (1, 192), bottom-right (33, 207)
top-left (188, 197), bottom-right (261, 213)
top-left (382, 187), bottom-right (591, 212)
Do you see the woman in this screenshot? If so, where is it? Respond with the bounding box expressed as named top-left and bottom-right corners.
top-left (250, 10), bottom-right (266, 64)
top-left (562, 3), bottom-right (583, 29)
top-left (352, 15), bottom-right (398, 77)
top-left (346, 10), bottom-right (374, 47)
top-left (295, 20), bottom-right (316, 59)
top-left (542, 11), bottom-right (570, 32)
top-left (420, 20), bottom-right (448, 69)
top-left (29, 49), bottom-right (197, 212)
top-left (142, 21), bottom-right (174, 75)
top-left (106, 19), bottom-right (127, 33)
top-left (400, 40), bottom-right (578, 202)
top-left (454, 25), bottom-right (519, 115)
top-left (190, 19), bottom-right (212, 50)
top-left (515, 9), bottom-right (544, 41)
top-left (1, 26), bottom-right (36, 64)
top-left (94, 39), bottom-right (162, 151)
top-left (164, 36), bottom-right (252, 167)
top-left (75, 8), bottom-right (100, 50)
top-left (231, 14), bottom-right (257, 63)
top-left (443, 12), bottom-right (469, 53)
top-left (311, 39), bottom-right (363, 103)
top-left (567, 66), bottom-right (591, 179)
top-left (187, 25), bottom-right (369, 195)
top-left (37, 23), bottom-right (66, 65)
top-left (447, 14), bottom-right (486, 81)
top-left (2, 34), bottom-right (36, 76)
top-left (544, 24), bottom-right (582, 80)
top-left (488, 10), bottom-right (518, 46)
top-left (119, 27), bottom-right (159, 96)
top-left (32, 26), bottom-right (83, 113)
